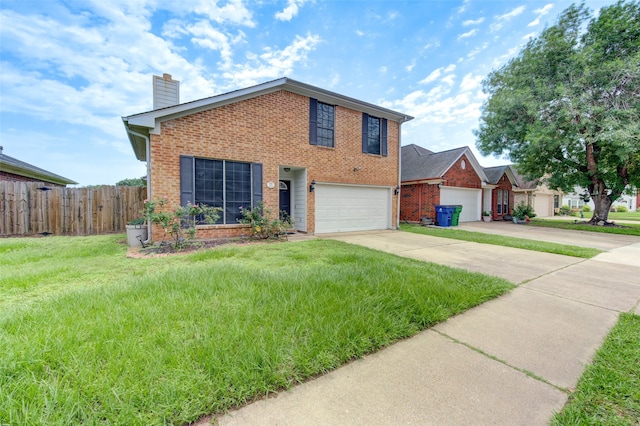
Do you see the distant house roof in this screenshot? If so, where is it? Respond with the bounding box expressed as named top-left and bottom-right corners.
top-left (0, 148), bottom-right (77, 186)
top-left (401, 144), bottom-right (488, 182)
top-left (511, 167), bottom-right (538, 190)
top-left (123, 77), bottom-right (414, 162)
top-left (483, 165), bottom-right (518, 186)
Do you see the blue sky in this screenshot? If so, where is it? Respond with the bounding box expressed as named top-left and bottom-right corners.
top-left (0, 0), bottom-right (613, 186)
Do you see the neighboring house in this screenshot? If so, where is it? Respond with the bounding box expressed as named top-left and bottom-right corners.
top-left (122, 75), bottom-right (413, 239)
top-left (482, 166), bottom-right (518, 221)
top-left (512, 169), bottom-right (562, 217)
top-left (0, 146), bottom-right (77, 186)
top-left (563, 187), bottom-right (638, 212)
top-left (400, 144), bottom-right (489, 222)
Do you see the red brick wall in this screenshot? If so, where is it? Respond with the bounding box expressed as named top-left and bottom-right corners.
top-left (442, 154), bottom-right (482, 189)
top-left (400, 154), bottom-right (482, 223)
top-left (491, 174), bottom-right (515, 219)
top-left (400, 183), bottom-right (439, 222)
top-left (0, 171), bottom-right (65, 187)
top-left (149, 90), bottom-right (400, 239)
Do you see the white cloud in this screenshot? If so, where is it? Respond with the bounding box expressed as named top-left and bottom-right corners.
top-left (441, 74), bottom-right (456, 86)
top-left (490, 22), bottom-right (503, 33)
top-left (379, 66), bottom-right (388, 74)
top-left (275, 0), bottom-right (307, 22)
top-left (459, 73), bottom-right (483, 92)
top-left (457, 29), bottom-right (478, 40)
top-left (497, 6), bottom-right (526, 21)
top-left (528, 3), bottom-right (553, 27)
top-left (355, 30), bottom-right (364, 36)
top-left (522, 32), bottom-right (537, 40)
top-left (419, 63), bottom-right (456, 85)
top-left (406, 60), bottom-right (416, 72)
top-left (462, 17), bottom-right (485, 26)
top-left (192, 0), bottom-right (255, 27)
top-left (534, 4), bottom-right (554, 16)
top-left (466, 42), bottom-right (489, 60)
top-left (420, 68), bottom-right (442, 84)
top-left (221, 33), bottom-right (321, 87)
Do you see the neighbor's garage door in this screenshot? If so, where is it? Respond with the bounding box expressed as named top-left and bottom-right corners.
top-left (315, 184), bottom-right (391, 233)
top-left (535, 194), bottom-right (553, 217)
top-left (440, 187), bottom-right (481, 222)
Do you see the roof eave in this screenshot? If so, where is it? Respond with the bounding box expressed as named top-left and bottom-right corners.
top-left (122, 77), bottom-right (414, 130)
top-left (0, 163), bottom-right (77, 185)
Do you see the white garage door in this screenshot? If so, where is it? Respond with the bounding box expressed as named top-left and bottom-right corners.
top-left (315, 184), bottom-right (391, 233)
top-left (535, 194), bottom-right (553, 217)
top-left (440, 187), bottom-right (481, 222)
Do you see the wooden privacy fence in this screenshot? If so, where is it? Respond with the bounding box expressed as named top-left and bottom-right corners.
top-left (1, 182), bottom-right (147, 237)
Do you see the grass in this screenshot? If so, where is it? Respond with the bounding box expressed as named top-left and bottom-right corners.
top-left (0, 235), bottom-right (513, 425)
top-left (529, 219), bottom-right (640, 236)
top-left (399, 223), bottom-right (602, 258)
top-left (584, 211), bottom-right (640, 222)
top-left (553, 313), bottom-right (640, 425)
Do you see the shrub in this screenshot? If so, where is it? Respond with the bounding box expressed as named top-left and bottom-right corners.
top-left (127, 217), bottom-right (145, 226)
top-left (616, 205), bottom-right (628, 212)
top-left (513, 202), bottom-right (537, 220)
top-left (239, 202), bottom-right (293, 239)
top-left (144, 198), bottom-right (221, 248)
top-left (559, 205), bottom-right (572, 216)
top-left (581, 205), bottom-right (591, 212)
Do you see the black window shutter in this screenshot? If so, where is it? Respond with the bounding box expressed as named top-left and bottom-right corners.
top-left (180, 155), bottom-right (195, 206)
top-left (309, 98), bottom-right (317, 145)
top-left (251, 163), bottom-right (263, 206)
top-left (362, 113), bottom-right (369, 153)
top-left (381, 118), bottom-right (388, 157)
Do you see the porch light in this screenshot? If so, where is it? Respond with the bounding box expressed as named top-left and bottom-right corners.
top-left (309, 180), bottom-right (316, 192)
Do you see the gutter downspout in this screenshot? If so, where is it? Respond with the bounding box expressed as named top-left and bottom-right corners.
top-left (125, 127), bottom-right (152, 244)
top-left (397, 116), bottom-right (410, 229)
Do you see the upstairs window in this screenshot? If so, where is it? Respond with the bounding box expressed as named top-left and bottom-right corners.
top-left (362, 113), bottom-right (387, 156)
top-left (309, 98), bottom-right (334, 147)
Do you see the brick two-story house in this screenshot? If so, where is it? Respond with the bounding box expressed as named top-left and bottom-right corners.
top-left (123, 75), bottom-right (413, 240)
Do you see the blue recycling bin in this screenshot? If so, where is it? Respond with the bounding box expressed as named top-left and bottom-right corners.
top-left (435, 205), bottom-right (453, 227)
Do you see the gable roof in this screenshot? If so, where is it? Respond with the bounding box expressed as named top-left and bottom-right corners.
top-left (401, 144), bottom-right (488, 183)
top-left (123, 77), bottom-right (414, 161)
top-left (0, 150), bottom-right (77, 186)
top-left (510, 167), bottom-right (539, 190)
top-left (483, 165), bottom-right (518, 186)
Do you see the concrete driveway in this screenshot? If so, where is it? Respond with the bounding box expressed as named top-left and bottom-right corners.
top-left (324, 230), bottom-right (584, 284)
top-left (215, 226), bottom-right (640, 426)
top-left (459, 220), bottom-right (640, 251)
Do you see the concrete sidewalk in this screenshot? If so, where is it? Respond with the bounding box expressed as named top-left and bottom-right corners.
top-left (214, 230), bottom-right (640, 425)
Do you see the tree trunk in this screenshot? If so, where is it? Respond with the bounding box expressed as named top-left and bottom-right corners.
top-left (590, 194), bottom-right (613, 223)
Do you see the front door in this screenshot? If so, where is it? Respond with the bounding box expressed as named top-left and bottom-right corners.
top-left (279, 180), bottom-right (291, 220)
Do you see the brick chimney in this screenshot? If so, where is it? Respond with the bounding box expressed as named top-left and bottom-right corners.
top-left (153, 73), bottom-right (180, 109)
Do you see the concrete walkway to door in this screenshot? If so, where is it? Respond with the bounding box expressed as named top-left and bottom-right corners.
top-left (216, 228), bottom-right (640, 425)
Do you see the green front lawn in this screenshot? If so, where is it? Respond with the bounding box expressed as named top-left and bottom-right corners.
top-left (529, 219), bottom-right (640, 236)
top-left (0, 235), bottom-right (513, 425)
top-left (553, 313), bottom-right (640, 425)
top-left (400, 223), bottom-right (602, 258)
top-left (584, 211), bottom-right (640, 222)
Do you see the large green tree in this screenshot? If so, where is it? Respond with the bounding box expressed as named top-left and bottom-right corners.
top-left (475, 1), bottom-right (640, 222)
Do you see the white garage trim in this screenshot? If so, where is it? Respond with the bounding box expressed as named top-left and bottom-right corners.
top-left (440, 187), bottom-right (482, 222)
top-left (315, 183), bottom-right (392, 233)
